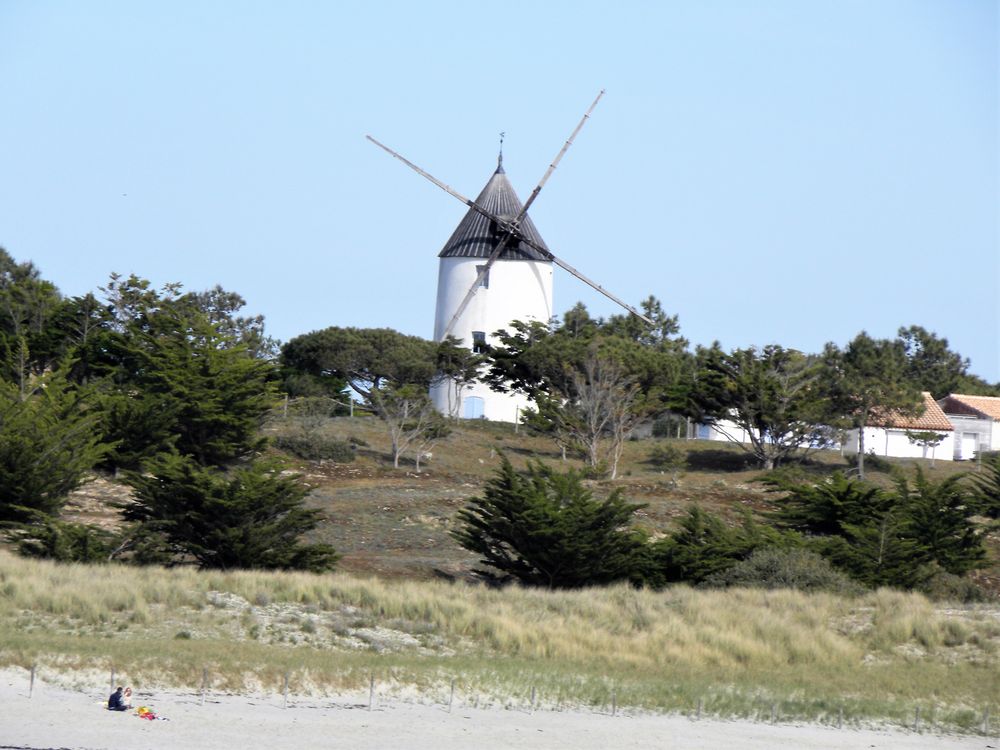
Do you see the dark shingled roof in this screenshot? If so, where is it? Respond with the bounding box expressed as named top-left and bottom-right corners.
top-left (438, 164), bottom-right (551, 261)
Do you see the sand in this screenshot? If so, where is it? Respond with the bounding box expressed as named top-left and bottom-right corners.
top-left (1, 669), bottom-right (993, 750)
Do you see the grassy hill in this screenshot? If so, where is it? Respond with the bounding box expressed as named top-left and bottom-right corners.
top-left (5, 415), bottom-right (997, 731)
top-left (62, 415), bottom-right (1000, 587)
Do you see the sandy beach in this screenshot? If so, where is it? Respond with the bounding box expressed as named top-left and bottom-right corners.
top-left (1, 668), bottom-right (994, 750)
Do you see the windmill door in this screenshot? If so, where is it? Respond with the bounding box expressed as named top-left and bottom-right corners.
top-left (463, 396), bottom-right (485, 420)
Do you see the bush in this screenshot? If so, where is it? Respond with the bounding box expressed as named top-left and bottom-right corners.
top-left (272, 433), bottom-right (355, 462)
top-left (915, 571), bottom-right (989, 603)
top-left (701, 547), bottom-right (863, 595)
top-left (845, 451), bottom-right (893, 473)
top-left (645, 507), bottom-right (794, 587)
top-left (970, 453), bottom-right (1000, 518)
top-left (647, 442), bottom-right (685, 470)
top-left (453, 457), bottom-right (647, 588)
top-left (0, 374), bottom-right (108, 523)
top-left (124, 456), bottom-right (339, 572)
top-left (8, 516), bottom-right (117, 563)
top-left (580, 461), bottom-right (610, 480)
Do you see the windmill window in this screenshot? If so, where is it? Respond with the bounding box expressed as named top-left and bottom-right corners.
top-left (472, 331), bottom-right (487, 353)
top-left (475, 265), bottom-right (490, 289)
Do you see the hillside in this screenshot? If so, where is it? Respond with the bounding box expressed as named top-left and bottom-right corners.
top-left (6, 417), bottom-right (1000, 731)
top-left (61, 415), bottom-right (1000, 591)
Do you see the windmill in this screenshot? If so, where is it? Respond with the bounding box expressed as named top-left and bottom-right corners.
top-left (367, 91), bottom-right (651, 421)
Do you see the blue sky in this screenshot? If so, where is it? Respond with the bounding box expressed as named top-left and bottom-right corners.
top-left (1, 1), bottom-right (997, 380)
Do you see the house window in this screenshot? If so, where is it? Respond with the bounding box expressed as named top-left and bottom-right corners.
top-left (475, 265), bottom-right (489, 289)
top-left (472, 331), bottom-right (487, 353)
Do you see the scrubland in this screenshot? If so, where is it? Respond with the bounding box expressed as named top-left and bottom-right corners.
top-left (2, 550), bottom-right (998, 732)
top-left (10, 419), bottom-right (1000, 733)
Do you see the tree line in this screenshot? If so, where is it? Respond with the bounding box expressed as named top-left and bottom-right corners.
top-left (0, 249), bottom-right (336, 570)
top-left (285, 296), bottom-right (998, 480)
top-left (454, 455), bottom-right (999, 593)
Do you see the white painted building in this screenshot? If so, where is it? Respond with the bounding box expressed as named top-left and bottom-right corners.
top-left (430, 158), bottom-right (553, 422)
top-left (842, 392), bottom-right (955, 462)
top-left (692, 417), bottom-right (751, 443)
top-left (937, 394), bottom-right (1000, 460)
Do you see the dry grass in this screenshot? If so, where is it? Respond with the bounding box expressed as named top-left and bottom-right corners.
top-left (17, 417), bottom-right (999, 731)
top-left (2, 551), bottom-right (999, 730)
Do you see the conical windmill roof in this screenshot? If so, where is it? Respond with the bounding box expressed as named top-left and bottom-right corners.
top-left (438, 164), bottom-right (551, 261)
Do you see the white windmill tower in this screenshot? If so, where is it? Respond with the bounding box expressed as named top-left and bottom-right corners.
top-left (367, 92), bottom-right (651, 422)
top-left (428, 148), bottom-right (554, 420)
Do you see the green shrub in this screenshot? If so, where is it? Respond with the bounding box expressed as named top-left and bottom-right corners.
top-left (124, 456), bottom-right (339, 572)
top-left (453, 457), bottom-right (647, 588)
top-left (701, 547), bottom-right (863, 595)
top-left (273, 433), bottom-right (356, 462)
top-left (970, 453), bottom-right (1000, 518)
top-left (916, 571), bottom-right (989, 603)
top-left (646, 507), bottom-right (793, 587)
top-left (580, 461), bottom-right (610, 480)
top-left (845, 452), bottom-right (893, 473)
top-left (647, 442), bottom-right (685, 470)
top-left (9, 517), bottom-right (117, 563)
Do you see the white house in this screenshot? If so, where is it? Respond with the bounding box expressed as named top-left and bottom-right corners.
top-left (692, 418), bottom-right (751, 443)
top-left (429, 157), bottom-right (553, 422)
top-left (937, 394), bottom-right (1000, 460)
top-left (842, 391), bottom-right (955, 462)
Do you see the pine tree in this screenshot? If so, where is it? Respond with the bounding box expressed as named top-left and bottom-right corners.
top-left (820, 333), bottom-right (922, 479)
top-left (124, 456), bottom-right (338, 571)
top-left (894, 469), bottom-right (985, 576)
top-left (0, 370), bottom-right (108, 523)
top-left (129, 308), bottom-right (276, 466)
top-left (649, 506), bottom-right (791, 585)
top-left (823, 509), bottom-right (923, 588)
top-left (765, 472), bottom-right (915, 586)
top-left (766, 471), bottom-right (886, 536)
top-left (970, 453), bottom-right (1000, 519)
top-left (452, 457), bottom-right (646, 588)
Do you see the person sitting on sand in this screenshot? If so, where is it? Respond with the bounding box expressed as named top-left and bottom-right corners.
top-left (108, 686), bottom-right (132, 711)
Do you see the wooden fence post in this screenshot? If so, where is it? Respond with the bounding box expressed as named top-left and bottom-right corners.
top-left (200, 667), bottom-right (207, 706)
top-left (448, 678), bottom-right (455, 713)
top-left (283, 671), bottom-right (289, 709)
top-left (696, 698), bottom-right (702, 720)
top-left (110, 667), bottom-right (115, 694)
top-left (368, 673), bottom-right (375, 711)
top-left (29, 665), bottom-right (36, 699)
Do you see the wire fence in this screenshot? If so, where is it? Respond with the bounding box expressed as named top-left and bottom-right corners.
top-left (19, 663), bottom-right (998, 738)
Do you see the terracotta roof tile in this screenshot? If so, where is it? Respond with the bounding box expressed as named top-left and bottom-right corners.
top-left (940, 394), bottom-right (1000, 421)
top-left (868, 392), bottom-right (953, 431)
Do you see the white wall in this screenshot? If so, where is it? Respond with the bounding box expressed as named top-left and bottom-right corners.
top-left (431, 256), bottom-right (553, 422)
top-left (695, 419), bottom-right (751, 443)
top-left (945, 415), bottom-right (992, 459)
top-left (842, 427), bottom-right (954, 462)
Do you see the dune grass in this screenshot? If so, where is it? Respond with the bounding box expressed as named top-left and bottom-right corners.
top-left (2, 550), bottom-right (998, 732)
